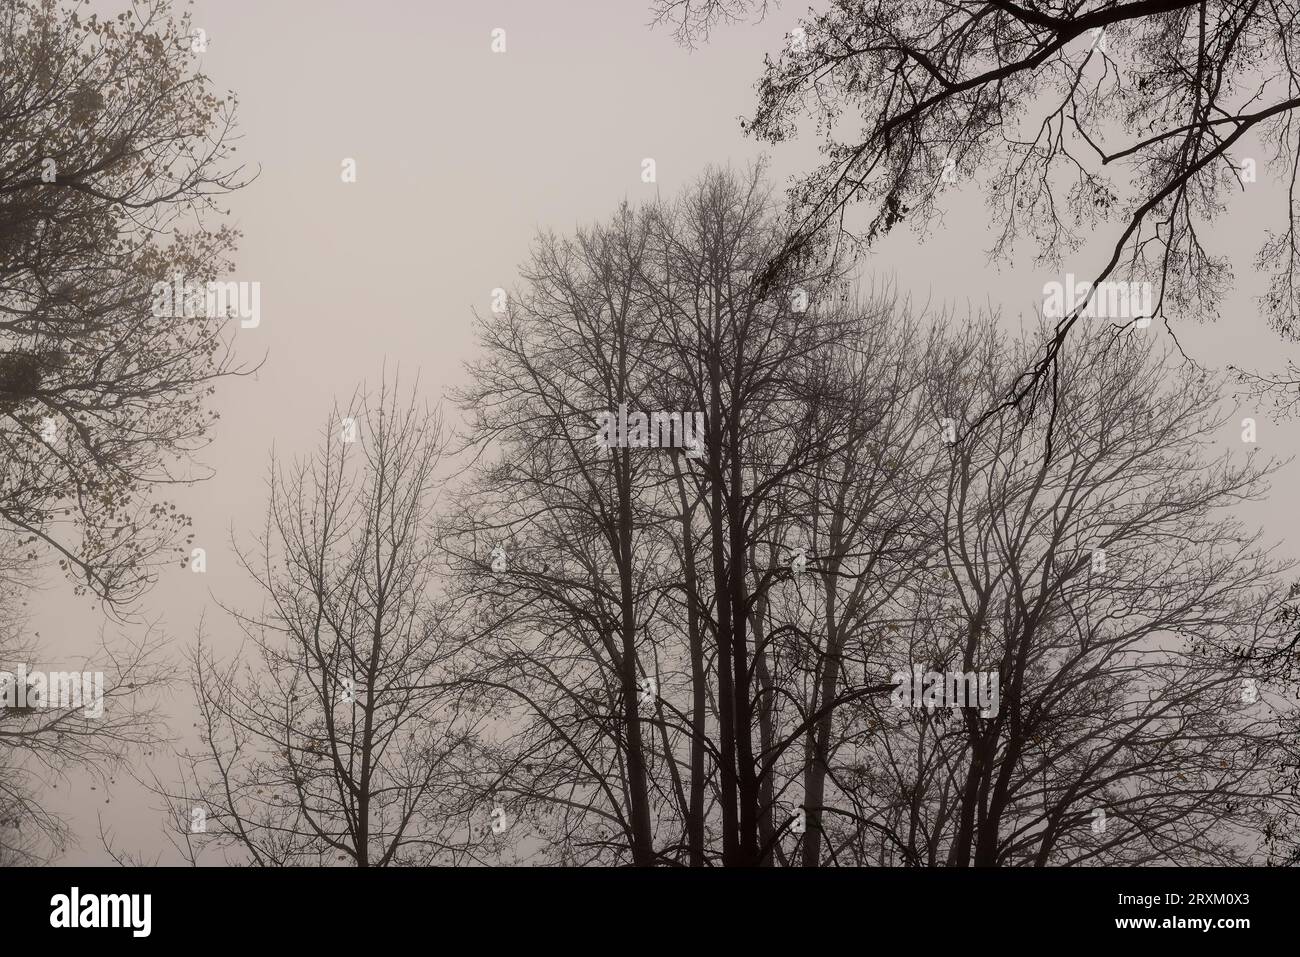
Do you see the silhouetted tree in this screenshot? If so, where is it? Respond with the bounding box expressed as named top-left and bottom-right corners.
top-left (0, 538), bottom-right (174, 864)
top-left (446, 167), bottom-right (1300, 866)
top-left (447, 167), bottom-right (939, 865)
top-left (1, 0), bottom-right (249, 607)
top-left (173, 384), bottom-right (483, 865)
top-left (654, 0), bottom-right (1300, 411)
top-left (829, 323), bottom-right (1300, 864)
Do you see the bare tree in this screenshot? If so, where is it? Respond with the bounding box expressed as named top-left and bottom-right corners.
top-left (445, 198), bottom-right (679, 865)
top-left (444, 166), bottom-right (1300, 867)
top-left (171, 383), bottom-right (483, 866)
top-left (1, 0), bottom-right (250, 607)
top-left (820, 322), bottom-right (1300, 865)
top-left (446, 166), bottom-right (938, 865)
top-left (753, 300), bottom-right (945, 866)
top-left (636, 173), bottom-right (940, 866)
top-left (653, 0), bottom-right (1300, 411)
top-left (0, 538), bottom-right (174, 865)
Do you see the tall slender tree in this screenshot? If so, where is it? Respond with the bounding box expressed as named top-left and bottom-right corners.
top-left (174, 384), bottom-right (481, 866)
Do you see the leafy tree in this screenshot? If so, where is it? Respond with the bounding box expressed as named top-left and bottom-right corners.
top-left (1, 0), bottom-right (249, 607)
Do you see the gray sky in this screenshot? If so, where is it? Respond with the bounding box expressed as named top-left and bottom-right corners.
top-left (29, 0), bottom-right (1298, 864)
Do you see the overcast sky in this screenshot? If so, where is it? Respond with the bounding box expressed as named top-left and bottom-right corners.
top-left (31, 0), bottom-right (1298, 864)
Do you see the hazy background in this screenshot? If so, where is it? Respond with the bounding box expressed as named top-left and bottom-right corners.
top-left (28, 0), bottom-right (1296, 864)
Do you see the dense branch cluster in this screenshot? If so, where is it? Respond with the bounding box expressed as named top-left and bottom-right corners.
top-left (421, 167), bottom-right (1299, 866)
